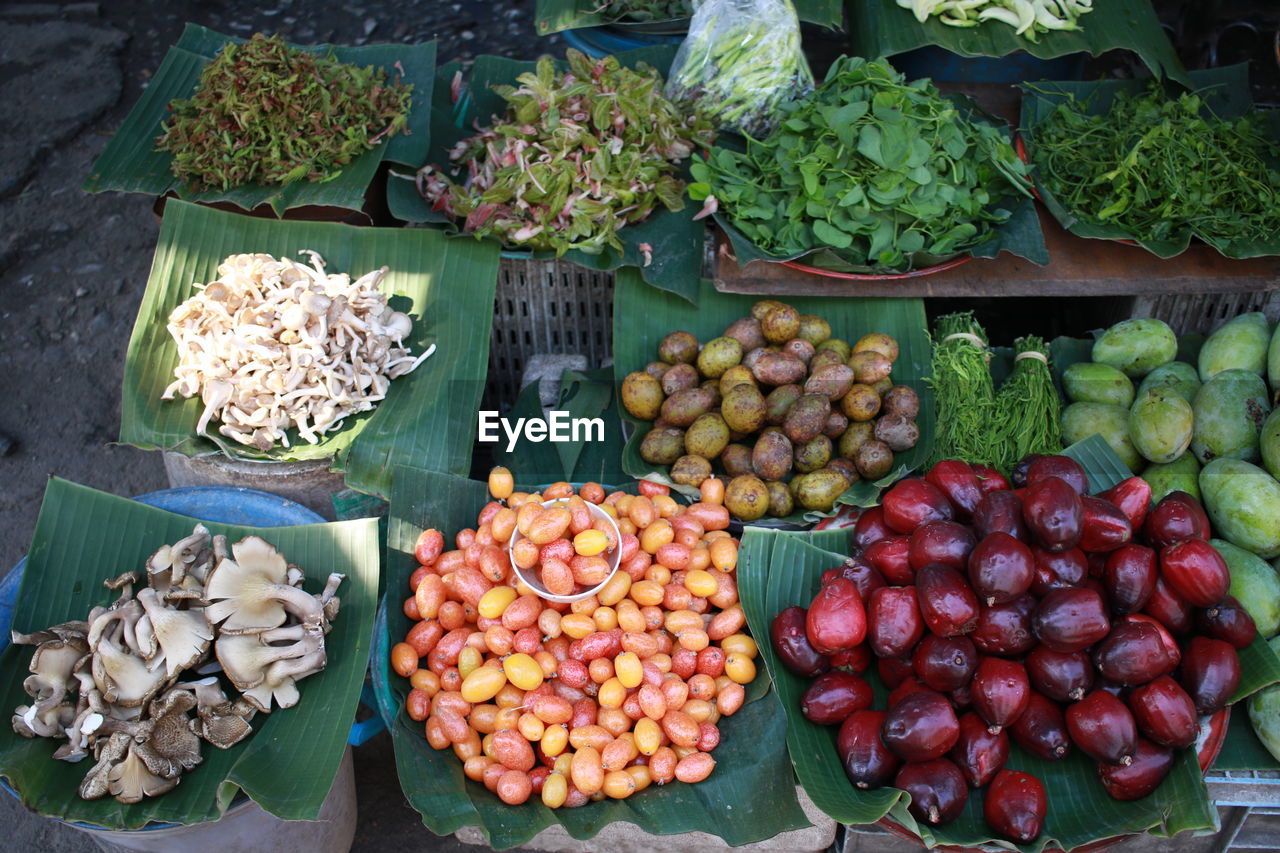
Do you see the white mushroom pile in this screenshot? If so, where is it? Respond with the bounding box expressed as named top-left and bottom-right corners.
top-left (10, 526), bottom-right (343, 804)
top-left (161, 251), bottom-right (436, 451)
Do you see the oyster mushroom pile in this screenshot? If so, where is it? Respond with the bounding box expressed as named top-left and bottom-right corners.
top-left (10, 526), bottom-right (343, 804)
top-left (161, 251), bottom-right (435, 451)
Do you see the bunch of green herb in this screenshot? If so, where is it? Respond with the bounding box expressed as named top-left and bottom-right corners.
top-left (417, 50), bottom-right (714, 256)
top-left (991, 336), bottom-right (1060, 473)
top-left (1031, 84), bottom-right (1280, 252)
top-left (928, 312), bottom-right (996, 467)
top-left (593, 0), bottom-right (691, 23)
top-left (689, 56), bottom-right (1032, 272)
top-left (157, 34), bottom-right (413, 192)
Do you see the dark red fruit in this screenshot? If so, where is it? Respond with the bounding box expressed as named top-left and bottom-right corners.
top-left (825, 558), bottom-right (886, 602)
top-left (770, 606), bottom-right (830, 678)
top-left (1027, 647), bottom-right (1094, 703)
top-left (882, 691), bottom-right (961, 762)
top-left (1159, 539), bottom-right (1231, 608)
top-left (1010, 454), bottom-right (1043, 489)
top-left (1097, 738), bottom-right (1174, 800)
top-left (974, 491), bottom-right (1029, 543)
top-left (1030, 546), bottom-right (1087, 597)
top-left (1143, 491), bottom-right (1211, 549)
top-left (1066, 690), bottom-right (1138, 765)
top-left (853, 506), bottom-right (893, 550)
top-left (916, 563), bottom-right (980, 637)
top-left (950, 684), bottom-right (973, 710)
top-left (971, 464), bottom-right (1010, 494)
top-left (951, 712), bottom-right (1009, 788)
top-left (1010, 692), bottom-right (1072, 760)
top-left (1196, 596), bottom-right (1258, 649)
top-left (806, 578), bottom-right (867, 654)
top-left (1098, 477), bottom-right (1152, 531)
top-left (830, 643), bottom-right (872, 673)
top-left (1079, 495), bottom-right (1134, 552)
top-left (878, 655), bottom-right (915, 689)
top-left (968, 533), bottom-right (1035, 606)
top-left (971, 657), bottom-right (1031, 733)
top-left (1023, 477), bottom-right (1084, 552)
top-left (801, 671), bottom-right (874, 725)
top-left (887, 677), bottom-right (933, 708)
top-left (895, 759), bottom-right (968, 826)
top-left (926, 461), bottom-right (984, 518)
top-left (913, 634), bottom-right (978, 692)
top-left (864, 536), bottom-right (913, 586)
top-left (1122, 614), bottom-right (1181, 670)
top-left (984, 769), bottom-right (1047, 843)
top-left (867, 586), bottom-right (925, 659)
top-left (1128, 676), bottom-right (1198, 749)
top-left (971, 595), bottom-right (1037, 657)
top-left (1143, 576), bottom-right (1193, 636)
top-left (882, 479), bottom-right (954, 534)
top-left (909, 521), bottom-right (976, 571)
top-left (1032, 588), bottom-right (1111, 653)
top-left (1026, 455), bottom-right (1089, 494)
top-left (1104, 545), bottom-right (1158, 615)
top-left (837, 710), bottom-right (900, 790)
top-left (1180, 636), bottom-right (1241, 715)
top-left (1093, 621), bottom-right (1173, 686)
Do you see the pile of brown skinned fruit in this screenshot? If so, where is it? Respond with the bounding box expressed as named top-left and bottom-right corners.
top-left (772, 454), bottom-right (1252, 843)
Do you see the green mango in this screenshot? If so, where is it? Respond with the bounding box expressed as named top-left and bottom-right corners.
top-left (1247, 636), bottom-right (1280, 764)
top-left (1264, 408), bottom-right (1280, 481)
top-left (1199, 312), bottom-right (1270, 381)
top-left (1190, 369), bottom-right (1271, 464)
top-left (1200, 458), bottom-right (1280, 559)
top-left (1092, 318), bottom-right (1177, 378)
top-left (1062, 362), bottom-right (1134, 406)
top-left (1135, 361), bottom-right (1201, 406)
top-left (1141, 453), bottom-right (1201, 503)
top-left (1061, 402), bottom-right (1142, 472)
top-left (1130, 389), bottom-right (1194, 464)
top-left (1212, 539), bottom-right (1280, 638)
top-left (1269, 321), bottom-right (1280, 398)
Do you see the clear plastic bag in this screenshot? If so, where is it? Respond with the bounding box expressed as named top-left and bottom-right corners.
top-left (664, 0), bottom-right (813, 137)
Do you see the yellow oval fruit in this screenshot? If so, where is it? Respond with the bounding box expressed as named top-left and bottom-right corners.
top-left (478, 586), bottom-right (519, 620)
top-left (542, 771), bottom-right (568, 808)
top-left (720, 633), bottom-right (758, 659)
top-left (684, 569), bottom-right (718, 598)
top-left (614, 652), bottom-right (644, 689)
top-left (503, 652), bottom-right (545, 691)
top-left (460, 666), bottom-right (508, 703)
top-left (725, 652), bottom-right (757, 684)
top-left (457, 646), bottom-right (483, 679)
top-left (573, 529), bottom-right (610, 557)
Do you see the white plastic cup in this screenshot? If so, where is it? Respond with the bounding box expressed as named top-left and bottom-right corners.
top-left (508, 499), bottom-right (622, 603)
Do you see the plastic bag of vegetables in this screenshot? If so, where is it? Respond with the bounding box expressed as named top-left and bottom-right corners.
top-left (664, 0), bottom-right (812, 137)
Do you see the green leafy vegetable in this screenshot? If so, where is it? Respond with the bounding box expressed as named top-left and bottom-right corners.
top-left (1029, 83), bottom-right (1280, 254)
top-left (417, 49), bottom-right (713, 257)
top-left (690, 56), bottom-right (1032, 273)
top-left (897, 0), bottom-right (1094, 42)
top-left (992, 335), bottom-right (1061, 473)
top-left (928, 312), bottom-right (996, 466)
top-left (157, 33), bottom-right (413, 192)
top-left (593, 0), bottom-right (691, 22)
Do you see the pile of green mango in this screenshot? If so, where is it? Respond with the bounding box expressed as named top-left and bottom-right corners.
top-left (1059, 312), bottom-right (1280, 764)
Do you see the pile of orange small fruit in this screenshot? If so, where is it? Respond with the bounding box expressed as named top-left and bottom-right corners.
top-left (391, 469), bottom-right (759, 807)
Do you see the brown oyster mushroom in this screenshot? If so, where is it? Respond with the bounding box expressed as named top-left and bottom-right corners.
top-left (204, 536), bottom-right (322, 633)
top-left (23, 637), bottom-right (89, 717)
top-left (176, 677), bottom-right (255, 749)
top-left (108, 742), bottom-right (179, 803)
top-left (136, 588), bottom-right (213, 678)
top-left (78, 731), bottom-right (132, 800)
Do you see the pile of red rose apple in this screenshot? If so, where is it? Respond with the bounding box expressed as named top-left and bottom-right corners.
top-left (771, 455), bottom-right (1253, 843)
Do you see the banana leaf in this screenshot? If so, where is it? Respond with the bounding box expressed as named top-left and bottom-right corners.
top-left (737, 438), bottom-right (1280, 850)
top-left (0, 478), bottom-right (380, 828)
top-left (533, 0), bottom-right (844, 33)
top-left (613, 270), bottom-right (935, 524)
top-left (386, 49), bottom-right (706, 305)
top-left (848, 0), bottom-right (1189, 87)
top-left (492, 367), bottom-right (631, 486)
top-left (83, 24), bottom-right (436, 216)
top-left (1212, 714), bottom-right (1280, 772)
top-left (1019, 64), bottom-right (1280, 260)
top-left (118, 199), bottom-right (500, 499)
top-left (375, 465), bottom-right (809, 850)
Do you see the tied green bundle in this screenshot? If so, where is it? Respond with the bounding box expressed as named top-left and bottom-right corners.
top-left (594, 0), bottom-right (692, 22)
top-left (157, 34), bottom-right (413, 192)
top-left (992, 335), bottom-right (1061, 473)
top-left (928, 312), bottom-right (995, 466)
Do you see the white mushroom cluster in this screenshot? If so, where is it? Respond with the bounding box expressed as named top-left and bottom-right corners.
top-left (11, 526), bottom-right (343, 804)
top-left (161, 251), bottom-right (435, 451)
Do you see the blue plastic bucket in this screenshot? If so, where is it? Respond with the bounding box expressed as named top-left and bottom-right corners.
top-left (889, 46), bottom-right (1085, 83)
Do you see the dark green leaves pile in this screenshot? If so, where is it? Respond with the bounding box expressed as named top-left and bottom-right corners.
top-left (991, 335), bottom-right (1061, 473)
top-left (157, 34), bottom-right (413, 192)
top-left (417, 49), bottom-right (714, 256)
top-left (928, 311), bottom-right (995, 466)
top-left (1031, 84), bottom-right (1280, 252)
top-left (595, 0), bottom-right (691, 22)
top-left (689, 56), bottom-right (1032, 272)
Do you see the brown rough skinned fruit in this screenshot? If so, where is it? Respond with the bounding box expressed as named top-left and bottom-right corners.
top-left (984, 768), bottom-right (1047, 843)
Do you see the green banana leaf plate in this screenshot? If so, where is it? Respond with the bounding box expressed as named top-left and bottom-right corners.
top-left (386, 48), bottom-right (707, 305)
top-left (1019, 64), bottom-right (1280, 260)
top-left (373, 465), bottom-right (811, 850)
top-left (0, 478), bottom-right (380, 828)
top-left (83, 24), bottom-right (436, 216)
top-left (533, 0), bottom-right (844, 34)
top-left (613, 270), bottom-right (935, 525)
top-left (737, 437), bottom-right (1280, 852)
top-left (848, 0), bottom-right (1189, 86)
top-left (118, 199), bottom-right (501, 499)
